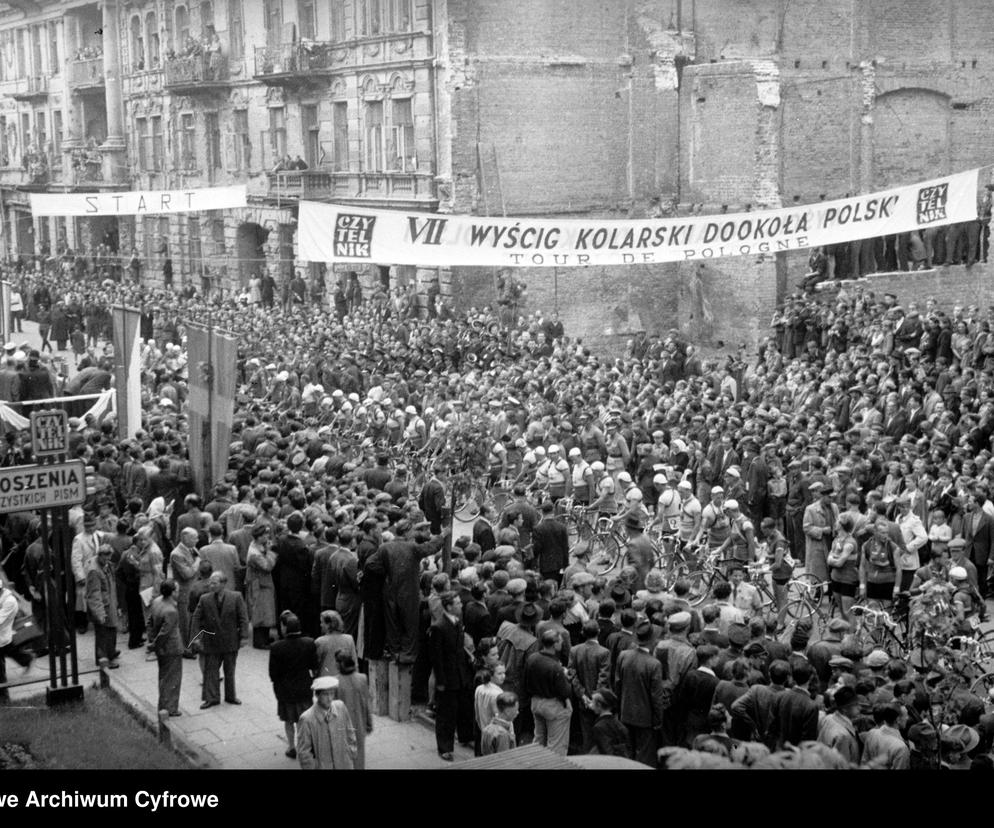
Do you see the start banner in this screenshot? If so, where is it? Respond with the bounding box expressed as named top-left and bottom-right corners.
top-left (29, 185), bottom-right (247, 217)
top-left (298, 169), bottom-right (980, 268)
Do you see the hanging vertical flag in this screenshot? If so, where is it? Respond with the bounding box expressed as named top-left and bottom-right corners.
top-left (209, 328), bottom-right (238, 489)
top-left (0, 281), bottom-right (11, 348)
top-left (185, 320), bottom-right (238, 498)
top-left (111, 305), bottom-right (142, 441)
top-left (185, 321), bottom-right (211, 498)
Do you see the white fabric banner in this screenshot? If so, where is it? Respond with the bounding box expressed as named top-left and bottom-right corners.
top-left (29, 185), bottom-right (247, 217)
top-left (298, 169), bottom-right (980, 268)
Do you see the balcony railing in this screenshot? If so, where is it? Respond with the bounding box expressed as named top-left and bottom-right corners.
top-left (10, 75), bottom-right (50, 100)
top-left (253, 42), bottom-right (337, 79)
top-left (267, 169), bottom-right (436, 203)
top-left (163, 52), bottom-right (229, 91)
top-left (68, 57), bottom-right (105, 90)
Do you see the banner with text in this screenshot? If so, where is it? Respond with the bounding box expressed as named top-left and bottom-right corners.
top-left (298, 169), bottom-right (980, 268)
top-left (29, 185), bottom-right (247, 217)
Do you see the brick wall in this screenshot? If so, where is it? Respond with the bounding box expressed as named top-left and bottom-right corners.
top-left (837, 263), bottom-right (994, 312)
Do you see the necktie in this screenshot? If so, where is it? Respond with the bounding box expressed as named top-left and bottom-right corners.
top-left (733, 585), bottom-right (738, 603)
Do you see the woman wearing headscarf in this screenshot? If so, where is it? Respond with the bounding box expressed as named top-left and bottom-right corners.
top-left (268, 611), bottom-right (317, 760)
top-left (334, 652), bottom-right (372, 769)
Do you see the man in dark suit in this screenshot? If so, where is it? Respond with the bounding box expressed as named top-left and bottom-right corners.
top-left (428, 591), bottom-right (474, 761)
top-left (680, 644), bottom-right (721, 746)
top-left (707, 434), bottom-right (740, 487)
top-left (327, 538), bottom-right (362, 640)
top-left (531, 500), bottom-right (569, 585)
top-left (767, 660), bottom-right (819, 749)
top-left (569, 620), bottom-right (610, 752)
top-left (192, 571), bottom-right (250, 708)
top-left (418, 471), bottom-right (448, 534)
top-left (743, 441), bottom-right (769, 523)
top-left (963, 492), bottom-right (994, 597)
top-left (615, 620), bottom-right (666, 766)
top-left (882, 399), bottom-right (908, 439)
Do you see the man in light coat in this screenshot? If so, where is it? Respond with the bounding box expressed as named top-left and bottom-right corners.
top-left (297, 676), bottom-right (358, 769)
top-left (817, 685), bottom-right (861, 765)
top-left (169, 527), bottom-right (199, 645)
top-left (802, 482), bottom-right (838, 583)
top-left (85, 544), bottom-right (119, 667)
top-left (149, 580), bottom-right (184, 716)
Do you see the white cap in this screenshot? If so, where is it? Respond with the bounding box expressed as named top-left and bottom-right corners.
top-left (626, 489), bottom-right (643, 502)
top-left (618, 472), bottom-right (633, 484)
top-left (653, 473), bottom-right (667, 486)
top-left (724, 499), bottom-right (739, 511)
top-left (949, 566), bottom-right (968, 581)
top-left (568, 447), bottom-right (582, 459)
top-left (548, 444), bottom-right (561, 455)
top-left (677, 480), bottom-right (693, 491)
top-left (312, 676), bottom-right (339, 691)
top-left (598, 477), bottom-right (615, 493)
top-left (405, 405), bottom-right (417, 416)
top-left (711, 486), bottom-right (724, 494)
top-left (590, 461), bottom-right (605, 473)
top-left (534, 446), bottom-right (546, 457)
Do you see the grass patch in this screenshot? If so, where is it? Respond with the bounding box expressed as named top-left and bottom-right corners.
top-left (1, 688), bottom-right (190, 770)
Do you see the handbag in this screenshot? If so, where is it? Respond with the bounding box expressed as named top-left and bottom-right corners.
top-left (12, 612), bottom-right (44, 647)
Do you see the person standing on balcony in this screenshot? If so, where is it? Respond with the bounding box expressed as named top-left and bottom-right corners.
top-left (291, 155), bottom-right (308, 171)
top-left (205, 26), bottom-right (222, 80)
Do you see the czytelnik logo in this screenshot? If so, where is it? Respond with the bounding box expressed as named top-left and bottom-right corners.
top-left (334, 213), bottom-right (376, 257)
top-left (916, 183), bottom-right (948, 225)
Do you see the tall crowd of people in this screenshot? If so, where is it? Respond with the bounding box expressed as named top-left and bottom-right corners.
top-left (1, 246), bottom-right (994, 771)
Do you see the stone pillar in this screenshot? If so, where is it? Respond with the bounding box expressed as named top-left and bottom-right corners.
top-left (100, 0), bottom-right (127, 182)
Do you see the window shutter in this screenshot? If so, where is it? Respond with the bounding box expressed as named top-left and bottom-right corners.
top-left (223, 131), bottom-right (236, 171)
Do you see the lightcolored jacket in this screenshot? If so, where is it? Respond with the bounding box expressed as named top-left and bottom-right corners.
top-left (296, 699), bottom-right (357, 770)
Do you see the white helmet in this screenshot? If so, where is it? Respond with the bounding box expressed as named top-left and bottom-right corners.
top-left (626, 489), bottom-right (643, 502)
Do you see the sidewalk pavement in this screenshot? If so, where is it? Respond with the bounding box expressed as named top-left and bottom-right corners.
top-left (8, 631), bottom-right (475, 769)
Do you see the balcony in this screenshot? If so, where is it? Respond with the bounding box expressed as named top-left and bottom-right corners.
top-left (10, 74), bottom-right (50, 101)
top-left (253, 42), bottom-right (338, 86)
top-left (68, 57), bottom-right (105, 91)
top-left (267, 170), bottom-right (334, 201)
top-left (267, 169), bottom-right (436, 206)
top-left (163, 52), bottom-right (229, 93)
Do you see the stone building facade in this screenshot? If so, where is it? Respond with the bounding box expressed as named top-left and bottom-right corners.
top-left (1, 0), bottom-right (992, 346)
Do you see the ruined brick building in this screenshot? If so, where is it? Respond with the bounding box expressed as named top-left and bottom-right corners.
top-left (1, 0), bottom-right (992, 347)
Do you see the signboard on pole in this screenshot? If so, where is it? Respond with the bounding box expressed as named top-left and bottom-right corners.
top-left (30, 409), bottom-right (69, 458)
top-left (0, 460), bottom-right (86, 514)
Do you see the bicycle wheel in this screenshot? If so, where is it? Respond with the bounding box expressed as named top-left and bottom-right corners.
top-left (974, 629), bottom-right (994, 673)
top-left (683, 569), bottom-right (717, 606)
top-left (588, 534), bottom-right (622, 576)
top-left (969, 671), bottom-right (994, 703)
top-left (787, 574), bottom-right (825, 606)
top-left (781, 598), bottom-right (818, 636)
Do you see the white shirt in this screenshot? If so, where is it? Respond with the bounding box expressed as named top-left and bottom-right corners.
top-left (0, 587), bottom-right (18, 648)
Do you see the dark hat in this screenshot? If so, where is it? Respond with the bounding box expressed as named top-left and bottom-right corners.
top-left (743, 642), bottom-right (766, 657)
top-left (517, 603), bottom-right (540, 625)
top-left (609, 585), bottom-right (631, 607)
